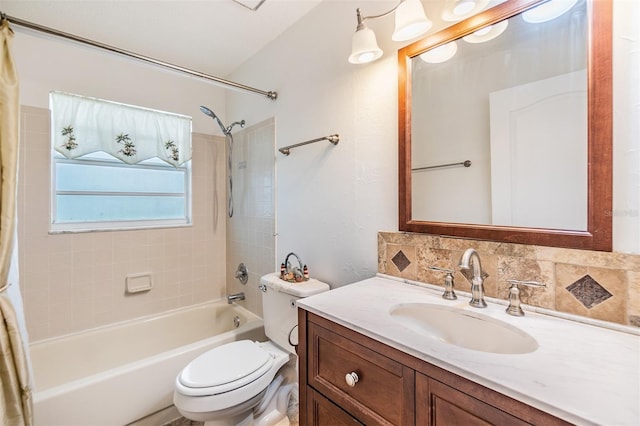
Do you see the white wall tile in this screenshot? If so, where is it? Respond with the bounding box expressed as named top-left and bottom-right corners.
top-left (18, 108), bottom-right (228, 341)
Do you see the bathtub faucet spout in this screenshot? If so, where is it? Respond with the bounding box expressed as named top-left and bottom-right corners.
top-left (226, 292), bottom-right (245, 304)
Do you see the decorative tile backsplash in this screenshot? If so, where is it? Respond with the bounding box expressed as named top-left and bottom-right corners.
top-left (391, 250), bottom-right (411, 272)
top-left (566, 275), bottom-right (612, 309)
top-left (378, 232), bottom-right (640, 327)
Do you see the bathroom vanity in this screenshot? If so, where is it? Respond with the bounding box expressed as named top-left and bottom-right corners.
top-left (297, 275), bottom-right (640, 425)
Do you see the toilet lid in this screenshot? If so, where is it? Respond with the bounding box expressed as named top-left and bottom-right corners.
top-left (179, 340), bottom-right (272, 389)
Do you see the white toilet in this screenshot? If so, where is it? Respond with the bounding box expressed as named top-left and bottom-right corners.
top-left (173, 273), bottom-right (330, 426)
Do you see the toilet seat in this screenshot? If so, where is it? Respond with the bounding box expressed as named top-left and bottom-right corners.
top-left (174, 340), bottom-right (293, 415)
top-left (177, 340), bottom-right (274, 397)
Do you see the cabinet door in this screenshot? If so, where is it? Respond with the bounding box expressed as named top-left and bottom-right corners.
top-left (308, 321), bottom-right (415, 425)
top-left (416, 373), bottom-right (530, 426)
top-left (307, 387), bottom-right (363, 426)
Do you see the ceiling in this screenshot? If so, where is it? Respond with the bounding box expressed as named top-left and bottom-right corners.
top-left (0, 0), bottom-right (509, 79)
top-left (0, 0), bottom-right (324, 77)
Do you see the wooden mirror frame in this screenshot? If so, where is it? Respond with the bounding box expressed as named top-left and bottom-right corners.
top-left (398, 0), bottom-right (612, 251)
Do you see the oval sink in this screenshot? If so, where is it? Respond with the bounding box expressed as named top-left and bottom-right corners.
top-left (389, 303), bottom-right (538, 354)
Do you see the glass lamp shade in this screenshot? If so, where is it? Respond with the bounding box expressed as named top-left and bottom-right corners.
top-left (419, 41), bottom-right (458, 63)
top-left (522, 0), bottom-right (579, 23)
top-left (392, 0), bottom-right (432, 42)
top-left (349, 26), bottom-right (383, 64)
top-left (462, 20), bottom-right (509, 43)
top-left (453, 0), bottom-right (476, 16)
top-left (442, 0), bottom-right (489, 22)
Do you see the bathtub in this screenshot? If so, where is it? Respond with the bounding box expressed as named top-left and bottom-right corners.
top-left (29, 300), bottom-right (265, 426)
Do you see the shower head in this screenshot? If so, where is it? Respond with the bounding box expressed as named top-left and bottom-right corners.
top-left (199, 105), bottom-right (218, 120)
top-left (200, 105), bottom-right (246, 136)
top-left (199, 105), bottom-right (227, 135)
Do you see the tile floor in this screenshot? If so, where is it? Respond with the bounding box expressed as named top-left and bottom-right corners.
top-left (163, 417), bottom-right (203, 426)
top-left (165, 415), bottom-right (294, 426)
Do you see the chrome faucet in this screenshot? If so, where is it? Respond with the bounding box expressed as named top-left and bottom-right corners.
top-left (458, 248), bottom-right (488, 308)
top-left (226, 292), bottom-right (245, 304)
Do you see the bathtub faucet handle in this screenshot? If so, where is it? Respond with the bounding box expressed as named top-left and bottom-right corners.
top-left (235, 263), bottom-right (249, 285)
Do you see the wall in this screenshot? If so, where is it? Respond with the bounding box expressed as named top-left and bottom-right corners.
top-left (225, 118), bottom-right (276, 317)
top-left (12, 29), bottom-right (231, 341)
top-left (227, 1), bottom-right (399, 287)
top-left (613, 0), bottom-right (640, 254)
top-left (226, 0), bottom-right (640, 298)
top-left (18, 107), bottom-right (227, 341)
top-left (12, 0), bottom-right (639, 338)
top-left (12, 31), bottom-right (227, 135)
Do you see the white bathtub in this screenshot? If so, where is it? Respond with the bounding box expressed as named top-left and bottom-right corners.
top-left (29, 300), bottom-right (265, 426)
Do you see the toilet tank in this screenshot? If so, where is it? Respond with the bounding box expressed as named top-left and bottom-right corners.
top-left (260, 273), bottom-right (330, 354)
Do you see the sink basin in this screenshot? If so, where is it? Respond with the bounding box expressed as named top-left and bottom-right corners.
top-left (389, 303), bottom-right (538, 354)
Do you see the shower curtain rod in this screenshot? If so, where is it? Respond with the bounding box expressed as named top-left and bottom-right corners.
top-left (1, 12), bottom-right (278, 100)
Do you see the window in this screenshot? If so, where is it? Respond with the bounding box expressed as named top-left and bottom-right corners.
top-left (50, 92), bottom-right (192, 232)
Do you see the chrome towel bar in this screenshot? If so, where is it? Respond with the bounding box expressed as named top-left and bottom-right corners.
top-left (412, 160), bottom-right (471, 172)
top-left (279, 134), bottom-right (339, 156)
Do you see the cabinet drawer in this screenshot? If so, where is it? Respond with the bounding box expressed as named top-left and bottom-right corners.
top-left (307, 387), bottom-right (363, 425)
top-left (308, 322), bottom-right (414, 425)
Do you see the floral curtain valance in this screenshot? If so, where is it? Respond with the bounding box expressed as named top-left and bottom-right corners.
top-left (51, 91), bottom-right (192, 166)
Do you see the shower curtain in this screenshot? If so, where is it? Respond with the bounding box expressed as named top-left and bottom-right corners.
top-left (0, 17), bottom-right (33, 426)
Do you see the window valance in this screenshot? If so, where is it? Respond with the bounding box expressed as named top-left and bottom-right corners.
top-left (51, 91), bottom-right (192, 166)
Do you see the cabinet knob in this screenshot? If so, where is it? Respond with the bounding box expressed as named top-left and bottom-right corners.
top-left (345, 371), bottom-right (359, 387)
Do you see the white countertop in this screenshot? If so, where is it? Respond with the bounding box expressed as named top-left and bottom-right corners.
top-left (297, 274), bottom-right (640, 426)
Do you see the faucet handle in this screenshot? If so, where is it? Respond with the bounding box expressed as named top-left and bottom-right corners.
top-left (429, 266), bottom-right (454, 274)
top-left (429, 266), bottom-right (457, 300)
top-left (505, 279), bottom-right (546, 316)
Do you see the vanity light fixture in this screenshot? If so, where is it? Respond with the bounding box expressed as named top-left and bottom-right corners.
top-left (419, 41), bottom-right (458, 63)
top-left (453, 0), bottom-right (476, 15)
top-left (442, 0), bottom-right (490, 22)
top-left (522, 0), bottom-right (579, 23)
top-left (462, 20), bottom-right (509, 43)
top-left (348, 0), bottom-right (432, 64)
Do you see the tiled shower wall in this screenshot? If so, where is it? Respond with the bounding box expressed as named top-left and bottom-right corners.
top-left (379, 232), bottom-right (640, 327)
top-left (225, 118), bottom-right (276, 318)
top-left (18, 106), bottom-right (227, 342)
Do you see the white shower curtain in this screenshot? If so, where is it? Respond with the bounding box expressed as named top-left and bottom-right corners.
top-left (0, 17), bottom-right (33, 426)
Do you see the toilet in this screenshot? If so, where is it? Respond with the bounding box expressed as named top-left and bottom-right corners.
top-left (173, 273), bottom-right (330, 426)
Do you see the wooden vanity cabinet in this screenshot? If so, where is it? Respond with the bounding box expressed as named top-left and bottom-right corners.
top-left (299, 309), bottom-right (570, 426)
top-left (417, 374), bottom-right (529, 425)
top-left (307, 387), bottom-right (364, 425)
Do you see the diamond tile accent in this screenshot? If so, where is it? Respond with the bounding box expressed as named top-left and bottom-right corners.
top-left (566, 274), bottom-right (612, 309)
top-left (391, 250), bottom-right (411, 272)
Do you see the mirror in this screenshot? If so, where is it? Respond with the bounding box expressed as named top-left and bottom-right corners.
top-left (398, 0), bottom-right (612, 251)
